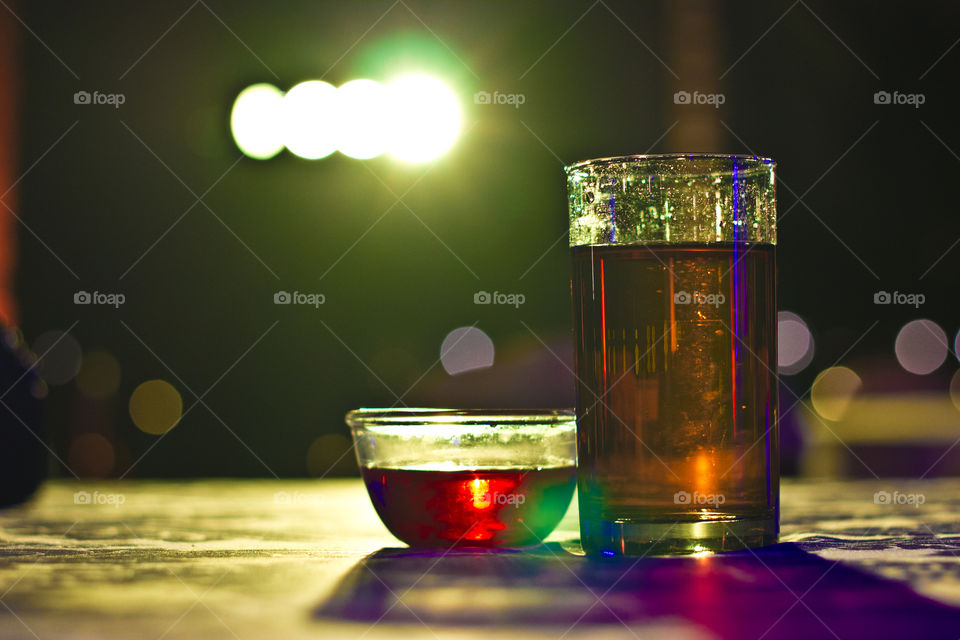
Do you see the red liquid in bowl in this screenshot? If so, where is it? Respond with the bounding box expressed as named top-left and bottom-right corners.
top-left (361, 466), bottom-right (577, 547)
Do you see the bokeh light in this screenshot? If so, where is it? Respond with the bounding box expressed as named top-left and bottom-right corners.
top-left (68, 433), bottom-right (115, 478)
top-left (386, 74), bottom-right (461, 162)
top-left (231, 83), bottom-right (285, 159)
top-left (76, 349), bottom-right (121, 399)
top-left (232, 75), bottom-right (462, 161)
top-left (32, 330), bottom-right (82, 386)
top-left (810, 366), bottom-right (862, 421)
top-left (895, 319), bottom-right (948, 375)
top-left (282, 80), bottom-right (339, 160)
top-left (129, 380), bottom-right (183, 435)
top-left (440, 327), bottom-right (495, 375)
top-left (777, 311), bottom-right (814, 375)
top-left (335, 79), bottom-right (389, 159)
top-left (306, 434), bottom-right (353, 476)
top-left (954, 328), bottom-right (960, 364)
top-left (950, 370), bottom-right (960, 413)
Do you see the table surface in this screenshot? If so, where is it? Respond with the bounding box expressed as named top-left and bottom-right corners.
top-left (1, 478), bottom-right (959, 640)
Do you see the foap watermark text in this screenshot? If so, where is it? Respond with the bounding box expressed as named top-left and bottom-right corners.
top-left (674, 490), bottom-right (726, 506)
top-left (273, 491), bottom-right (323, 506)
top-left (674, 90), bottom-right (725, 108)
top-left (274, 291), bottom-right (325, 308)
top-left (74, 490), bottom-right (125, 507)
top-left (674, 290), bottom-right (725, 307)
top-left (874, 90), bottom-right (925, 108)
top-left (474, 290), bottom-right (525, 308)
top-left (874, 290), bottom-right (924, 308)
top-left (474, 91), bottom-right (525, 108)
top-left (74, 90), bottom-right (125, 108)
top-left (475, 491), bottom-right (526, 508)
top-left (874, 490), bottom-right (925, 508)
top-left (75, 290), bottom-right (125, 308)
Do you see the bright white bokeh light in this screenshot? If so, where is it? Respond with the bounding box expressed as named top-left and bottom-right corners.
top-left (282, 81), bottom-right (339, 159)
top-left (895, 319), bottom-right (948, 375)
top-left (386, 75), bottom-right (461, 162)
top-left (231, 84), bottom-right (285, 159)
top-left (336, 79), bottom-right (389, 159)
top-left (232, 76), bottom-right (463, 161)
top-left (778, 311), bottom-right (814, 375)
top-left (810, 366), bottom-right (862, 421)
top-left (440, 327), bottom-right (495, 375)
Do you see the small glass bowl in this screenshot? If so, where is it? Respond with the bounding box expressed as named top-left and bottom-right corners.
top-left (346, 408), bottom-right (577, 548)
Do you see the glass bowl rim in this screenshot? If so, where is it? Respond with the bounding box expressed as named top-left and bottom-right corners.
top-left (345, 407), bottom-right (575, 429)
top-left (564, 152), bottom-right (775, 174)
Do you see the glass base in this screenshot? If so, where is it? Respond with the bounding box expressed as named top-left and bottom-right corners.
top-left (579, 517), bottom-right (778, 556)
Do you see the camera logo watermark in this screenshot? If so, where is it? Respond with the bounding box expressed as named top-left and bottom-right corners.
top-left (273, 491), bottom-right (323, 506)
top-left (74, 90), bottom-right (126, 108)
top-left (674, 290), bottom-right (725, 307)
top-left (674, 490), bottom-right (725, 506)
top-left (674, 90), bottom-right (725, 108)
top-left (74, 290), bottom-right (125, 308)
top-left (873, 91), bottom-right (924, 108)
top-left (873, 490), bottom-right (925, 508)
top-left (874, 290), bottom-right (924, 308)
top-left (273, 291), bottom-right (325, 308)
top-left (74, 490), bottom-right (125, 507)
top-left (473, 90), bottom-right (526, 108)
top-left (474, 491), bottom-right (526, 508)
top-left (474, 290), bottom-right (525, 308)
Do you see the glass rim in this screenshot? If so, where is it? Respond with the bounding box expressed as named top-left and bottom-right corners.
top-left (564, 153), bottom-right (775, 174)
top-left (345, 407), bottom-right (575, 429)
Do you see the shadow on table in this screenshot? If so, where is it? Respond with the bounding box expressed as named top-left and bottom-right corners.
top-left (315, 542), bottom-right (960, 639)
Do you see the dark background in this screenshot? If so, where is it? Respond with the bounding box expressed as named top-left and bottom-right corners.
top-left (12, 0), bottom-right (960, 477)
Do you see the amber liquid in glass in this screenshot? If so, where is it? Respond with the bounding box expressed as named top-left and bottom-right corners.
top-left (571, 243), bottom-right (778, 555)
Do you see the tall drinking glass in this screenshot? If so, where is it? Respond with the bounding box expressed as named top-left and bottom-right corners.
top-left (567, 154), bottom-right (778, 556)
